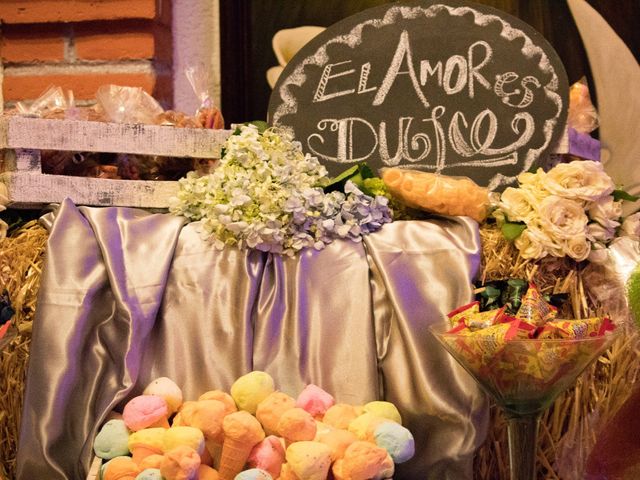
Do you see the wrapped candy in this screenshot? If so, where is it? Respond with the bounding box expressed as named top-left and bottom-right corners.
top-left (515, 283), bottom-right (558, 327)
top-left (381, 169), bottom-right (490, 222)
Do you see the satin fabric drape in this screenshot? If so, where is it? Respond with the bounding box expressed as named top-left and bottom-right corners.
top-left (17, 199), bottom-right (487, 479)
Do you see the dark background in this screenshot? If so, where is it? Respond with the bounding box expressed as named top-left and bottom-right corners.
top-left (219, 0), bottom-right (640, 127)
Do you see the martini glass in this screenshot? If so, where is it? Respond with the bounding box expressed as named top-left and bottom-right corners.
top-left (431, 326), bottom-right (618, 480)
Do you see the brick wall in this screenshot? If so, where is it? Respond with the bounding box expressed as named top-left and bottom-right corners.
top-left (0, 0), bottom-right (173, 108)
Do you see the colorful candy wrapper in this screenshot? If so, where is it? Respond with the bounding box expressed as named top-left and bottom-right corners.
top-left (537, 318), bottom-right (604, 339)
top-left (464, 307), bottom-right (504, 330)
top-left (446, 322), bottom-right (470, 334)
top-left (516, 283), bottom-right (558, 327)
top-left (447, 301), bottom-right (479, 327)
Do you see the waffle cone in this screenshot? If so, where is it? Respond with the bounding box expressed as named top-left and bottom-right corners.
top-left (206, 438), bottom-right (223, 469)
top-left (218, 437), bottom-right (254, 480)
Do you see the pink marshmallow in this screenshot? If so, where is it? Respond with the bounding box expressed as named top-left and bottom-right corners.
top-left (122, 395), bottom-right (169, 431)
top-left (247, 435), bottom-right (286, 479)
top-left (295, 384), bottom-right (335, 419)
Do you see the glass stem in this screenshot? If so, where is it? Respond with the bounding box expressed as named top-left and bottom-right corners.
top-left (506, 411), bottom-right (541, 480)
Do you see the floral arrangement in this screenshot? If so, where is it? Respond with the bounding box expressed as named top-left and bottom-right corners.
top-left (495, 159), bottom-right (640, 262)
top-left (169, 124), bottom-right (392, 256)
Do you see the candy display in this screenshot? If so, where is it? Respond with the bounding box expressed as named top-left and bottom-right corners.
top-left (440, 282), bottom-right (615, 400)
top-left (91, 372), bottom-right (413, 479)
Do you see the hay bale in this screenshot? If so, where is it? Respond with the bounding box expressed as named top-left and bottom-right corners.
top-left (0, 221), bottom-right (48, 480)
top-left (474, 223), bottom-right (640, 479)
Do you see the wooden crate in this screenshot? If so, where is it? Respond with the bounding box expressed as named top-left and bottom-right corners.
top-left (0, 116), bottom-right (231, 209)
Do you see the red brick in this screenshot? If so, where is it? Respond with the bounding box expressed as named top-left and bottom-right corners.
top-left (75, 21), bottom-right (155, 61)
top-left (0, 24), bottom-right (66, 63)
top-left (3, 72), bottom-right (156, 101)
top-left (0, 0), bottom-right (157, 24)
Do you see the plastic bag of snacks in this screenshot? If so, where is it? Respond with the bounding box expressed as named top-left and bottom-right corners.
top-left (381, 168), bottom-right (490, 222)
top-left (96, 85), bottom-right (164, 125)
top-left (13, 86), bottom-right (95, 120)
top-left (185, 65), bottom-right (225, 129)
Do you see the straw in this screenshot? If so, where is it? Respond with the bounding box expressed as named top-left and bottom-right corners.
top-left (475, 223), bottom-right (640, 478)
top-left (0, 221), bottom-right (48, 480)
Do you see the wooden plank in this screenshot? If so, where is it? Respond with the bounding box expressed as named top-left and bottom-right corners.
top-left (86, 457), bottom-right (101, 480)
top-left (1, 171), bottom-right (180, 209)
top-left (0, 116), bottom-right (231, 158)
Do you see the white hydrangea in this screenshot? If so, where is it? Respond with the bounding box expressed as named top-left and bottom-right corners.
top-left (169, 125), bottom-right (392, 255)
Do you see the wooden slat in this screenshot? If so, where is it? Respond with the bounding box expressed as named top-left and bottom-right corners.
top-left (0, 117), bottom-right (231, 158)
top-left (1, 171), bottom-right (180, 209)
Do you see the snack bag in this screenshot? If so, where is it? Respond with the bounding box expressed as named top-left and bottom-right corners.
top-left (15, 86), bottom-right (70, 119)
top-left (381, 169), bottom-right (490, 222)
top-left (185, 65), bottom-right (225, 129)
top-left (96, 85), bottom-right (164, 124)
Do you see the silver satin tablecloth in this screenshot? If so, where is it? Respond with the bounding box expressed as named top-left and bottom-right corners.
top-left (17, 198), bottom-right (488, 479)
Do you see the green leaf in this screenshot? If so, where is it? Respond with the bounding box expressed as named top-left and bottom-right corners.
top-left (501, 221), bottom-right (526, 240)
top-left (612, 189), bottom-right (640, 202)
top-left (322, 163), bottom-right (375, 193)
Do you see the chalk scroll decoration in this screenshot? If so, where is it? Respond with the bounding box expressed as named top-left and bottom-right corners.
top-left (267, 0), bottom-right (569, 190)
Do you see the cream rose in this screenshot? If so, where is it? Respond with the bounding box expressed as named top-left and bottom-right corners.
top-left (517, 169), bottom-right (548, 191)
top-left (538, 196), bottom-right (589, 240)
top-left (515, 225), bottom-right (563, 259)
top-left (563, 235), bottom-right (591, 262)
top-left (586, 222), bottom-right (616, 243)
top-left (542, 160), bottom-right (615, 201)
top-left (498, 186), bottom-right (540, 222)
top-left (621, 212), bottom-right (640, 240)
top-left (588, 195), bottom-right (622, 230)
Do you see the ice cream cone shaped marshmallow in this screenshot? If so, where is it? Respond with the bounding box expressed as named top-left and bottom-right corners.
top-left (128, 428), bottom-right (165, 464)
top-left (255, 391), bottom-right (296, 436)
top-left (198, 464), bottom-right (220, 480)
top-left (123, 395), bottom-right (170, 431)
top-left (234, 468), bottom-right (273, 480)
top-left (295, 384), bottom-right (335, 420)
top-left (316, 429), bottom-right (358, 462)
top-left (196, 399), bottom-right (229, 466)
top-left (163, 426), bottom-right (205, 456)
top-left (199, 390), bottom-right (238, 415)
top-left (278, 464), bottom-right (300, 480)
top-left (93, 419), bottom-right (131, 459)
top-left (230, 371), bottom-right (275, 415)
top-left (143, 377), bottom-right (183, 415)
top-left (332, 441), bottom-right (394, 480)
top-left (285, 441), bottom-right (332, 480)
top-left (277, 408), bottom-right (317, 446)
top-left (138, 454), bottom-right (164, 470)
top-left (322, 404), bottom-right (360, 430)
top-left (348, 413), bottom-right (388, 442)
top-left (219, 410), bottom-right (266, 480)
top-left (160, 445), bottom-right (201, 480)
top-left (135, 468), bottom-right (162, 480)
top-left (362, 401), bottom-right (402, 425)
top-left (247, 435), bottom-right (285, 479)
top-left (102, 455), bottom-right (141, 480)
top-left (172, 401), bottom-right (198, 426)
top-left (373, 422), bottom-right (415, 463)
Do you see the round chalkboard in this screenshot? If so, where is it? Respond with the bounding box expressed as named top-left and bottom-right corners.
top-left (267, 0), bottom-right (569, 190)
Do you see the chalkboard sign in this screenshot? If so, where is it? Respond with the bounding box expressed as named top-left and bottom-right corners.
top-left (267, 0), bottom-right (569, 190)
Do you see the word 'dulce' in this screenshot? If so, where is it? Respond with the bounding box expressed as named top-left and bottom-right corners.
top-left (306, 30), bottom-right (541, 171)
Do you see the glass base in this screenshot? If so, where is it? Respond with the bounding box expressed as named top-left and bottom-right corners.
top-left (506, 411), bottom-right (541, 480)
